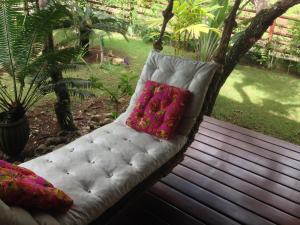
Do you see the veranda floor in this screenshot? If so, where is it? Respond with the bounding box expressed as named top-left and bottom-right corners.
top-left (111, 116), bottom-right (300, 225)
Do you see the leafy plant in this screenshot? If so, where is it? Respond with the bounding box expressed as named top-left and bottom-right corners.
top-left (66, 1), bottom-right (129, 54)
top-left (91, 72), bottom-right (137, 114)
top-left (0, 0), bottom-right (93, 123)
top-left (194, 0), bottom-right (230, 61)
top-left (0, 1), bottom-right (57, 122)
top-left (171, 0), bottom-right (221, 52)
top-left (138, 0), bottom-right (228, 61)
top-left (290, 21), bottom-right (300, 57)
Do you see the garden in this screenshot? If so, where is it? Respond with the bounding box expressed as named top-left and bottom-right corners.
top-left (0, 0), bottom-right (299, 163)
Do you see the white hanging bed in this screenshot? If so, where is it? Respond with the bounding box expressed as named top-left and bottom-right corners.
top-left (0, 51), bottom-right (218, 225)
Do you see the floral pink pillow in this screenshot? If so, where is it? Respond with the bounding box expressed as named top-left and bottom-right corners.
top-left (126, 80), bottom-right (191, 139)
top-left (0, 160), bottom-right (73, 213)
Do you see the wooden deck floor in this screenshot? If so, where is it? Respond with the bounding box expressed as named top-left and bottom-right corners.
top-left (115, 116), bottom-right (300, 225)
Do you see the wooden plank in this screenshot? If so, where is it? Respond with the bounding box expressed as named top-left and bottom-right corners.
top-left (196, 129), bottom-right (300, 170)
top-left (149, 182), bottom-right (242, 225)
top-left (203, 116), bottom-right (300, 153)
top-left (201, 121), bottom-right (300, 160)
top-left (160, 174), bottom-right (276, 225)
top-left (193, 136), bottom-right (300, 179)
top-left (183, 150), bottom-right (300, 203)
top-left (186, 146), bottom-right (300, 191)
top-left (141, 211), bottom-right (171, 225)
top-left (142, 192), bottom-right (206, 225)
top-left (179, 157), bottom-right (300, 216)
top-left (106, 202), bottom-right (170, 225)
top-left (170, 167), bottom-right (300, 225)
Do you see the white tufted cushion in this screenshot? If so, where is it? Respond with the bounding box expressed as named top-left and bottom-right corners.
top-left (20, 122), bottom-right (187, 225)
top-left (1, 51), bottom-right (217, 225)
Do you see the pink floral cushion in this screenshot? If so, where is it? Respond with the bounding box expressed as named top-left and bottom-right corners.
top-left (0, 160), bottom-right (73, 213)
top-left (126, 80), bottom-right (191, 139)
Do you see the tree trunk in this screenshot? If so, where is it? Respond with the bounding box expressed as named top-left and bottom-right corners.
top-left (38, 0), bottom-right (76, 131)
top-left (79, 23), bottom-right (92, 56)
top-left (204, 0), bottom-right (300, 115)
top-left (44, 33), bottom-right (77, 131)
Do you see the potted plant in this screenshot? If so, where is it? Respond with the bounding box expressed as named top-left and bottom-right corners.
top-left (0, 1), bottom-right (87, 157)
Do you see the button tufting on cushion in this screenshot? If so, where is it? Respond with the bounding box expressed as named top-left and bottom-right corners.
top-left (106, 173), bottom-right (113, 178)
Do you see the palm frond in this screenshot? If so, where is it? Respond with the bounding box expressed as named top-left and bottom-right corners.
top-left (0, 1), bottom-right (85, 117)
top-left (92, 11), bottom-right (129, 37)
top-left (54, 78), bottom-right (93, 89)
top-left (67, 88), bottom-right (95, 100)
top-left (38, 77), bottom-right (94, 99)
top-left (0, 0), bottom-right (24, 101)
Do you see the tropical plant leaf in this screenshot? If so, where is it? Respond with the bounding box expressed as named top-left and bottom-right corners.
top-left (178, 24), bottom-right (220, 39)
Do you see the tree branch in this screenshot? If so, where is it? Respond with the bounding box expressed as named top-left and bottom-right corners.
top-left (213, 0), bottom-right (242, 65)
top-left (223, 0), bottom-right (300, 79)
top-left (153, 0), bottom-right (174, 51)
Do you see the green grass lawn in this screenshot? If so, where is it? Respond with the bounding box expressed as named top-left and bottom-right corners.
top-left (83, 34), bottom-right (300, 145)
top-left (213, 65), bottom-right (300, 145)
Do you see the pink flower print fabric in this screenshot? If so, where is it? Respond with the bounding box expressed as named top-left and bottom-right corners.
top-left (126, 80), bottom-right (191, 139)
top-left (0, 160), bottom-right (73, 213)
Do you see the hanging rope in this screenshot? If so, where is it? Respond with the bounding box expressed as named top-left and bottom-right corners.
top-left (153, 0), bottom-right (174, 51)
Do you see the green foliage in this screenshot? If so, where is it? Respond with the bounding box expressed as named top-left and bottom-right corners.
top-left (247, 44), bottom-right (273, 67)
top-left (41, 77), bottom-right (95, 100)
top-left (0, 0), bottom-right (93, 122)
top-left (0, 1), bottom-right (67, 122)
top-left (170, 0), bottom-right (229, 60)
top-left (193, 0), bottom-right (230, 61)
top-left (89, 62), bottom-right (137, 116)
top-left (290, 21), bottom-right (300, 57)
top-left (135, 0), bottom-right (229, 61)
top-left (91, 72), bottom-right (137, 104)
top-left (65, 1), bottom-right (129, 47)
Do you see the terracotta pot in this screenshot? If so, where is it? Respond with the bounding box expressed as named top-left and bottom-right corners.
top-left (0, 116), bottom-right (30, 157)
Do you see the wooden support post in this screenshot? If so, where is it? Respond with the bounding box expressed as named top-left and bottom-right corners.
top-left (269, 20), bottom-right (276, 42)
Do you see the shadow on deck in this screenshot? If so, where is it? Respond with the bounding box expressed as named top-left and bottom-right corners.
top-left (112, 116), bottom-right (300, 225)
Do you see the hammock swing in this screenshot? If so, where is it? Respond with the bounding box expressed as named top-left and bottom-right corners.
top-left (0, 1), bottom-right (218, 225)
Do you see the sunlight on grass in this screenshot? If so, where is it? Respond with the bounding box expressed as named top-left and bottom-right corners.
top-left (213, 65), bottom-right (300, 144)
